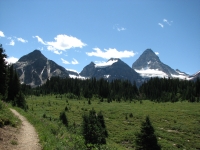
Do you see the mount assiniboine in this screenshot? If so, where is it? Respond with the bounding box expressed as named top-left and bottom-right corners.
top-left (132, 49), bottom-right (190, 79)
top-left (13, 49), bottom-right (199, 87)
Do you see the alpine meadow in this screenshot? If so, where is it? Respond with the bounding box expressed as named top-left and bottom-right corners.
top-left (1, 1), bottom-right (200, 149)
top-left (1, 44), bottom-right (200, 149)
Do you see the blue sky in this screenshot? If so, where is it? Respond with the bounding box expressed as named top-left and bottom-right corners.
top-left (0, 0), bottom-right (199, 74)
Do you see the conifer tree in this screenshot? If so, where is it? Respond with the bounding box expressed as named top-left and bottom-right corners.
top-left (82, 109), bottom-right (107, 146)
top-left (14, 91), bottom-right (27, 110)
top-left (7, 65), bottom-right (14, 101)
top-left (135, 116), bottom-right (161, 150)
top-left (0, 44), bottom-right (8, 100)
top-left (59, 111), bottom-right (68, 127)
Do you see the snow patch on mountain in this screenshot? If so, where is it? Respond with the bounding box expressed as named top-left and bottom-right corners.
top-left (104, 75), bottom-right (110, 78)
top-left (66, 68), bottom-right (79, 74)
top-left (171, 74), bottom-right (189, 80)
top-left (95, 59), bottom-right (118, 68)
top-left (69, 74), bottom-right (87, 80)
top-left (135, 68), bottom-right (168, 78)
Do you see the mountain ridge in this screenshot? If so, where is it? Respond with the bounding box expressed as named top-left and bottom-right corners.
top-left (13, 49), bottom-right (199, 87)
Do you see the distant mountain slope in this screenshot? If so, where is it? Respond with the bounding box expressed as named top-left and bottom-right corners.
top-left (132, 49), bottom-right (189, 79)
top-left (80, 58), bottom-right (142, 83)
top-left (13, 50), bottom-right (69, 87)
top-left (188, 70), bottom-right (200, 81)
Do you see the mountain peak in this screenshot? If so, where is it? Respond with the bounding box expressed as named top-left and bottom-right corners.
top-left (132, 49), bottom-right (160, 70)
top-left (108, 58), bottom-right (120, 61)
top-left (18, 50), bottom-right (46, 62)
top-left (14, 50), bottom-right (69, 86)
top-left (132, 49), bottom-right (190, 79)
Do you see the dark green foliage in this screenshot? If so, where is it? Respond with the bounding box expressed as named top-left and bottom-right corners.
top-left (82, 109), bottom-right (108, 146)
top-left (32, 76), bottom-right (140, 102)
top-left (59, 111), bottom-right (68, 127)
top-left (65, 106), bottom-right (68, 111)
top-left (7, 65), bottom-right (14, 101)
top-left (140, 77), bottom-right (200, 102)
top-left (135, 116), bottom-right (161, 150)
top-left (0, 49), bottom-right (28, 110)
top-left (98, 111), bottom-right (108, 138)
top-left (0, 44), bottom-right (8, 100)
top-left (43, 113), bottom-right (47, 118)
top-left (7, 68), bottom-right (21, 102)
top-left (88, 99), bottom-right (91, 105)
top-left (13, 91), bottom-right (27, 110)
top-left (129, 113), bottom-right (133, 118)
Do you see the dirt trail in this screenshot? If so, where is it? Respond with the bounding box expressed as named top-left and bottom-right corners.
top-left (9, 108), bottom-right (41, 150)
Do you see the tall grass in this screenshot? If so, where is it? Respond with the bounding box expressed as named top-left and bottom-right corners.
top-left (0, 100), bottom-right (20, 127)
top-left (14, 95), bottom-right (200, 149)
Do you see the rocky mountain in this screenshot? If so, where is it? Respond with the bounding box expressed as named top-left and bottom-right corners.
top-left (132, 49), bottom-right (189, 79)
top-left (79, 58), bottom-right (142, 83)
top-left (188, 71), bottom-right (200, 81)
top-left (13, 50), bottom-right (69, 87)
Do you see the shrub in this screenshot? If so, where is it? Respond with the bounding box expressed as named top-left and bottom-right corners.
top-left (59, 111), bottom-right (68, 127)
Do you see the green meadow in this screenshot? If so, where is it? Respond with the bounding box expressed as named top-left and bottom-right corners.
top-left (14, 95), bottom-right (200, 150)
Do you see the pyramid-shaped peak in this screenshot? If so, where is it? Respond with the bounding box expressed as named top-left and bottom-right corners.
top-left (142, 49), bottom-right (158, 57)
top-left (32, 49), bottom-right (42, 53)
top-left (132, 49), bottom-right (161, 70)
top-left (108, 58), bottom-right (120, 61)
top-left (18, 50), bottom-right (46, 62)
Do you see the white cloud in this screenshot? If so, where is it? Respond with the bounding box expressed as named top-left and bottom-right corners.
top-left (17, 37), bottom-right (28, 43)
top-left (163, 19), bottom-right (171, 25)
top-left (0, 31), bottom-right (5, 37)
top-left (158, 23), bottom-right (164, 28)
top-left (46, 34), bottom-right (86, 50)
top-left (6, 56), bottom-right (18, 64)
top-left (61, 58), bottom-right (70, 64)
top-left (71, 58), bottom-right (79, 65)
top-left (155, 52), bottom-right (159, 55)
top-left (33, 34), bottom-right (86, 54)
top-left (86, 48), bottom-right (135, 59)
top-left (113, 24), bottom-right (126, 31)
top-left (33, 36), bottom-right (46, 45)
top-left (117, 27), bottom-right (126, 31)
top-left (54, 50), bottom-right (62, 55)
top-left (9, 40), bottom-right (15, 46)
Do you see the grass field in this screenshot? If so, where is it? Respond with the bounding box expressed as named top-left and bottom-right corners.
top-left (0, 100), bottom-right (20, 127)
top-left (14, 95), bottom-right (200, 149)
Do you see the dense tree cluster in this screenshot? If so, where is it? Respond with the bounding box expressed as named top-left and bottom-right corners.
top-left (0, 44), bottom-right (27, 109)
top-left (139, 77), bottom-right (200, 102)
top-left (0, 44), bottom-right (8, 100)
top-left (33, 77), bottom-right (139, 102)
top-left (30, 75), bottom-right (200, 103)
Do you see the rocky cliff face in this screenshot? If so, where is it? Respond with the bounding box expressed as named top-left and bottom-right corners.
top-left (80, 58), bottom-right (142, 83)
top-left (13, 50), bottom-right (69, 87)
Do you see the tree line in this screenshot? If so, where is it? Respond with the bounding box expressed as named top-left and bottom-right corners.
top-left (29, 77), bottom-right (139, 102)
top-left (24, 75), bottom-right (200, 103)
top-left (139, 77), bottom-right (200, 102)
